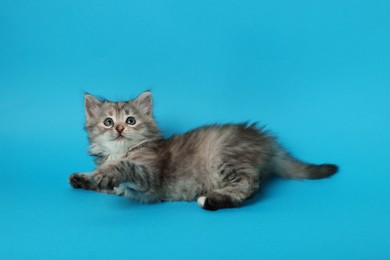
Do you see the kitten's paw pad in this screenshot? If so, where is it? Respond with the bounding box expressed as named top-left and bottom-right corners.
top-left (69, 173), bottom-right (91, 190)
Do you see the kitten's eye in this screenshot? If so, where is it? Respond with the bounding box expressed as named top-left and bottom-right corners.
top-left (103, 118), bottom-right (114, 127)
top-left (126, 117), bottom-right (136, 125)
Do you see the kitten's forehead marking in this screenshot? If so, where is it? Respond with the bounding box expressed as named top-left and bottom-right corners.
top-left (103, 102), bottom-right (136, 119)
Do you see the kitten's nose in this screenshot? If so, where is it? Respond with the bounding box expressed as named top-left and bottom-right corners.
top-left (116, 125), bottom-right (125, 133)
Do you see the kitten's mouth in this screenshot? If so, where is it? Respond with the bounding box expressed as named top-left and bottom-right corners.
top-left (114, 135), bottom-right (127, 141)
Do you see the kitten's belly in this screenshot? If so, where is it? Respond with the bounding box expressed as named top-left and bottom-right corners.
top-left (161, 169), bottom-right (220, 202)
top-left (162, 181), bottom-right (200, 201)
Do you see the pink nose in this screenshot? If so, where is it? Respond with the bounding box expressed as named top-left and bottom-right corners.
top-left (116, 125), bottom-right (125, 133)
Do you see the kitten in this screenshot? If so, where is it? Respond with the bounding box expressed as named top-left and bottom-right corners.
top-left (69, 91), bottom-right (338, 210)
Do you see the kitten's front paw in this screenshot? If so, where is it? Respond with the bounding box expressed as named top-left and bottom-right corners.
top-left (93, 172), bottom-right (119, 191)
top-left (69, 173), bottom-right (92, 190)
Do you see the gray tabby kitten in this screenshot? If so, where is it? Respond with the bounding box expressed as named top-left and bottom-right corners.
top-left (69, 91), bottom-right (338, 210)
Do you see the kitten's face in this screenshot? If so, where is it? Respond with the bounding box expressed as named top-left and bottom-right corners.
top-left (84, 91), bottom-right (159, 155)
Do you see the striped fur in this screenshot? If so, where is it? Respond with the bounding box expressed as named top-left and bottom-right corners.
top-left (69, 91), bottom-right (338, 210)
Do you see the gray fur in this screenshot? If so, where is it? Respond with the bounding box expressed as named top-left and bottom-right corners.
top-left (69, 91), bottom-right (338, 210)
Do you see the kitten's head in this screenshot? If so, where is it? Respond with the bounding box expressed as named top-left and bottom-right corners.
top-left (84, 91), bottom-right (161, 156)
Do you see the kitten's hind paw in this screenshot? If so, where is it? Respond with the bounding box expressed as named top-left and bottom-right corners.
top-left (69, 173), bottom-right (92, 190)
top-left (197, 194), bottom-right (238, 211)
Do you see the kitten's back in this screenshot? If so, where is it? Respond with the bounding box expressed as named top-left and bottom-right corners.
top-left (161, 123), bottom-right (337, 180)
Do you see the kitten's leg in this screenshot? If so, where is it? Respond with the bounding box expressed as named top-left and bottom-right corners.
top-left (197, 167), bottom-right (261, 211)
top-left (69, 161), bottom-right (160, 201)
top-left (68, 172), bottom-right (118, 193)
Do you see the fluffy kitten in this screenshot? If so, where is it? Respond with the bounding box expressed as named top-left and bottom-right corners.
top-left (69, 91), bottom-right (338, 210)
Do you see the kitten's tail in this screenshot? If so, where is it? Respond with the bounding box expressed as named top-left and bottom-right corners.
top-left (271, 145), bottom-right (338, 179)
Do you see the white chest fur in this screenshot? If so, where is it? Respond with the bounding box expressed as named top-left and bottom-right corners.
top-left (89, 139), bottom-right (131, 165)
top-left (89, 138), bottom-right (153, 166)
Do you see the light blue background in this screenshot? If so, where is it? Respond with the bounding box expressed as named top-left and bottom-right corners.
top-left (1, 0), bottom-right (389, 259)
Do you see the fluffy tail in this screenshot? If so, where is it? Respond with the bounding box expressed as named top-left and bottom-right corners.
top-left (271, 147), bottom-right (338, 179)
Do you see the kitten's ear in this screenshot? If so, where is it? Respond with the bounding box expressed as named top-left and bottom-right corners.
top-left (84, 93), bottom-right (102, 121)
top-left (133, 91), bottom-right (153, 117)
